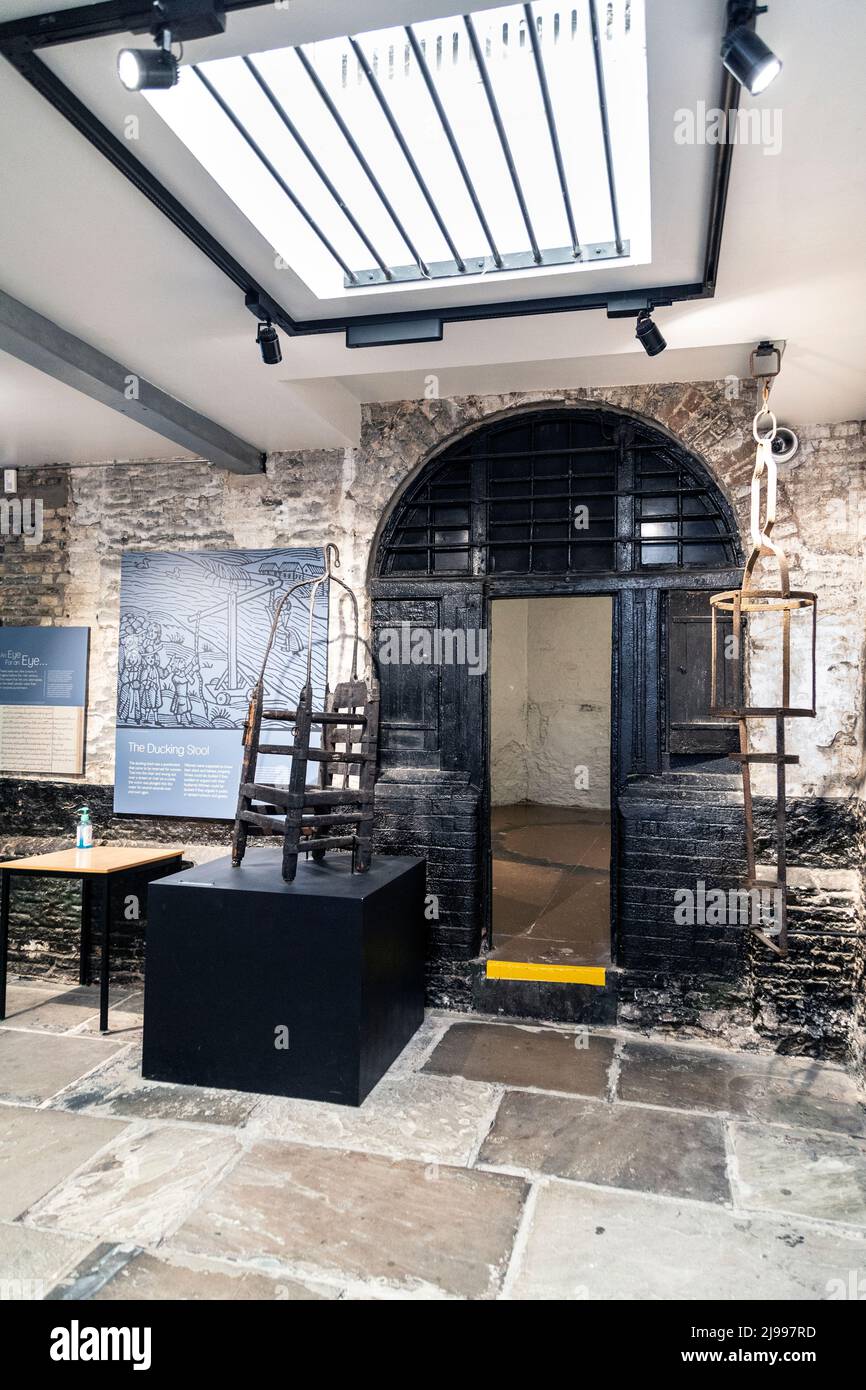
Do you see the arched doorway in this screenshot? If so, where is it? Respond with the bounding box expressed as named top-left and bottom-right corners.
top-left (372, 406), bottom-right (744, 999)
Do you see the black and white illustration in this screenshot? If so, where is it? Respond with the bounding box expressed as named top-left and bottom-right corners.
top-left (116, 549), bottom-right (327, 730)
top-left (114, 548), bottom-right (327, 818)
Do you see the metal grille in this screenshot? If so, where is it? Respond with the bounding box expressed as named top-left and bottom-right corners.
top-left (378, 410), bottom-right (740, 576)
top-left (146, 1), bottom-right (645, 296)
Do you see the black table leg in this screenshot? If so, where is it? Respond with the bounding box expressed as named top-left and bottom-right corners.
top-left (99, 875), bottom-right (111, 1033)
top-left (0, 870), bottom-right (9, 1021)
top-left (80, 876), bottom-right (92, 986)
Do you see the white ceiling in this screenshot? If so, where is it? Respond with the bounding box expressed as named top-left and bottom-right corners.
top-left (0, 0), bottom-right (864, 468)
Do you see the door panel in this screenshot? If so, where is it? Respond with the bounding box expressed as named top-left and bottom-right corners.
top-left (667, 591), bottom-right (739, 755)
top-left (371, 584), bottom-right (484, 782)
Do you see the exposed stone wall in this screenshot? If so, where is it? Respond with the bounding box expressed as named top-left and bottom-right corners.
top-left (1, 384), bottom-right (863, 1063)
top-left (0, 468), bottom-right (71, 624)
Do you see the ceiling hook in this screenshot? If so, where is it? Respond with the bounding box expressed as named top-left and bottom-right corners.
top-left (750, 339), bottom-right (781, 408)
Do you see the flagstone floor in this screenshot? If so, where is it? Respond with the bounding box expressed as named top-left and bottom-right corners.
top-left (1, 975), bottom-right (865, 1300)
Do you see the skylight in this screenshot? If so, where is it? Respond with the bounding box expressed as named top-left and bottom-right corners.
top-left (146, 1), bottom-right (650, 301)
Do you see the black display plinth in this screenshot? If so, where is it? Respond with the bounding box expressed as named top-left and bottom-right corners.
top-left (142, 850), bottom-right (426, 1106)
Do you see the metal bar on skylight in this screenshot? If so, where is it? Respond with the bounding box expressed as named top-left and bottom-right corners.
top-left (348, 34), bottom-right (467, 274)
top-left (193, 66), bottom-right (360, 283)
top-left (243, 57), bottom-right (392, 281)
top-left (405, 25), bottom-right (503, 270)
top-left (523, 3), bottom-right (580, 259)
top-left (463, 13), bottom-right (541, 265)
top-left (294, 45), bottom-right (429, 278)
top-left (588, 0), bottom-right (624, 255)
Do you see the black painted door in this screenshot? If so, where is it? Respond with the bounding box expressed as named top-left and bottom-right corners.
top-left (372, 581), bottom-right (485, 785)
top-left (666, 590), bottom-right (739, 756)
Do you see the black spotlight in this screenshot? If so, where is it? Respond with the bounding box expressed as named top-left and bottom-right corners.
top-left (721, 5), bottom-right (782, 95)
top-left (635, 309), bottom-right (666, 357)
top-left (118, 27), bottom-right (179, 91)
top-left (257, 320), bottom-right (282, 366)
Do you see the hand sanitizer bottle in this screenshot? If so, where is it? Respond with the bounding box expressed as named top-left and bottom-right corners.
top-left (76, 807), bottom-right (93, 849)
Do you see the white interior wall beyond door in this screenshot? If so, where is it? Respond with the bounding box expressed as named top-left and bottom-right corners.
top-left (490, 597), bottom-right (612, 809)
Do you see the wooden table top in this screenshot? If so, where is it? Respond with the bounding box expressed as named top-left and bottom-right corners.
top-left (0, 847), bottom-right (185, 875)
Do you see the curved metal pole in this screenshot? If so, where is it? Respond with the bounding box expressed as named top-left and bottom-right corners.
top-left (255, 543), bottom-right (361, 693)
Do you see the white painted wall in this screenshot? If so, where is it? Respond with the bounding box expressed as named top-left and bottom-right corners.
top-left (490, 597), bottom-right (612, 809)
top-left (489, 599), bottom-right (530, 804)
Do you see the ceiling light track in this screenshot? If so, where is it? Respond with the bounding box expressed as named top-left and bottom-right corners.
top-left (721, 1), bottom-right (782, 95)
top-left (117, 22), bottom-right (178, 91)
top-left (0, 0), bottom-right (743, 347)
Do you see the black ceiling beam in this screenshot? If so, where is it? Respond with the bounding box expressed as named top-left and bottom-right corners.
top-left (2, 42), bottom-right (301, 338)
top-left (703, 68), bottom-right (738, 294)
top-left (0, 0), bottom-right (743, 342)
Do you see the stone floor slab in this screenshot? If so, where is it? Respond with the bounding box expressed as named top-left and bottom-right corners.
top-left (424, 1021), bottom-right (615, 1097)
top-left (387, 1011), bottom-right (457, 1076)
top-left (0, 1029), bottom-right (122, 1104)
top-left (1, 982), bottom-right (63, 1022)
top-left (57, 1048), bottom-right (256, 1127)
top-left (247, 1071), bottom-right (501, 1166)
top-left (480, 1089), bottom-right (730, 1204)
top-left (620, 1040), bottom-right (866, 1136)
top-left (507, 1181), bottom-right (866, 1300)
top-left (731, 1122), bottom-right (866, 1226)
top-left (0, 1106), bottom-right (127, 1221)
top-left (25, 1125), bottom-right (242, 1246)
top-left (55, 1247), bottom-right (336, 1301)
top-left (5, 985), bottom-right (106, 1034)
top-left (170, 1140), bottom-right (527, 1299)
top-left (0, 1222), bottom-right (94, 1298)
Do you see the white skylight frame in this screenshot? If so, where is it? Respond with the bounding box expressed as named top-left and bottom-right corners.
top-left (145, 1), bottom-right (651, 302)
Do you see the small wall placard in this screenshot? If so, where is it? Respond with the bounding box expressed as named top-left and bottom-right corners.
top-left (0, 626), bottom-right (89, 774)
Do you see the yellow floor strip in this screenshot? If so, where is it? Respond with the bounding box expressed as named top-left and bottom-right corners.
top-left (486, 961), bottom-right (606, 986)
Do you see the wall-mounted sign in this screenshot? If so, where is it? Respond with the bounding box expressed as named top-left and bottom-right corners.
top-left (114, 548), bottom-right (327, 819)
top-left (0, 626), bottom-right (89, 774)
